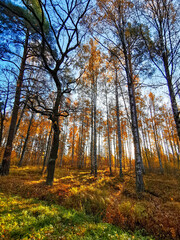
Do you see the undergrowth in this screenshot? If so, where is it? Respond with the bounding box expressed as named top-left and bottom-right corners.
top-left (0, 166), bottom-right (180, 239)
top-left (0, 193), bottom-right (154, 240)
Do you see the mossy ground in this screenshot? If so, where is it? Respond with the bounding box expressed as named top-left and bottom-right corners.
top-left (0, 193), bottom-right (154, 240)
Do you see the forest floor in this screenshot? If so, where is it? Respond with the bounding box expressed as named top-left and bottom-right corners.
top-left (0, 167), bottom-right (180, 240)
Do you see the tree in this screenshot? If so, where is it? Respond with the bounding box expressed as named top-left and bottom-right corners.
top-left (0, 0), bottom-right (90, 184)
top-left (0, 29), bottom-right (29, 175)
top-left (17, 111), bottom-right (34, 167)
top-left (149, 92), bottom-right (164, 173)
top-left (0, 0), bottom-right (48, 175)
top-left (0, 75), bottom-right (11, 147)
top-left (80, 39), bottom-right (102, 176)
top-left (138, 0), bottom-right (180, 140)
top-left (108, 55), bottom-right (123, 177)
top-left (96, 0), bottom-right (144, 191)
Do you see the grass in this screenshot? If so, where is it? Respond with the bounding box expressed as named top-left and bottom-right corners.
top-left (0, 192), bottom-right (154, 240)
top-left (0, 166), bottom-right (180, 239)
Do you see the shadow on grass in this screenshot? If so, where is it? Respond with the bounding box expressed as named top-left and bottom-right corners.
top-left (0, 192), bottom-right (154, 240)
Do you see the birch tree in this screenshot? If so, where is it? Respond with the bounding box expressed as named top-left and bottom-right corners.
top-left (96, 0), bottom-right (145, 191)
top-left (138, 0), bottom-right (180, 140)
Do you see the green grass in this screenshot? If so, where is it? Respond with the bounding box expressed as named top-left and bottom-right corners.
top-left (0, 192), bottom-right (154, 240)
top-left (1, 167), bottom-right (179, 239)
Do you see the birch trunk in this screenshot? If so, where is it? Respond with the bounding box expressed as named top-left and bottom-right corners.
top-left (105, 82), bottom-right (112, 176)
top-left (71, 116), bottom-right (75, 167)
top-left (161, 47), bottom-right (180, 141)
top-left (90, 88), bottom-right (94, 174)
top-left (149, 106), bottom-right (164, 173)
top-left (41, 126), bottom-right (52, 174)
top-left (114, 69), bottom-right (123, 177)
top-left (93, 76), bottom-right (97, 177)
top-left (120, 29), bottom-right (144, 191)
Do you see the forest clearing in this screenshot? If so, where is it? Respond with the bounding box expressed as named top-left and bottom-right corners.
top-left (0, 167), bottom-right (180, 239)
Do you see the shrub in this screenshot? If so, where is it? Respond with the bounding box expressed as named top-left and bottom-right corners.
top-left (134, 202), bottom-right (148, 222)
top-left (118, 201), bottom-right (132, 217)
top-left (64, 185), bottom-right (110, 217)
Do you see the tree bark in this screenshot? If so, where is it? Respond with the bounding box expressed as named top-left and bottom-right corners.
top-left (160, 29), bottom-right (180, 141)
top-left (41, 126), bottom-right (53, 174)
top-left (93, 75), bottom-right (97, 177)
top-left (18, 112), bottom-right (34, 167)
top-left (149, 105), bottom-right (164, 174)
top-left (105, 82), bottom-right (112, 176)
top-left (0, 112), bottom-right (5, 147)
top-left (1, 29), bottom-right (29, 175)
top-left (46, 88), bottom-right (61, 185)
top-left (46, 119), bottom-right (60, 185)
top-left (114, 68), bottom-right (123, 177)
top-left (119, 26), bottom-right (144, 191)
top-left (14, 95), bottom-right (28, 136)
top-left (0, 80), bottom-right (10, 147)
top-left (90, 88), bottom-right (94, 174)
top-left (71, 115), bottom-right (75, 167)
top-left (59, 134), bottom-right (66, 167)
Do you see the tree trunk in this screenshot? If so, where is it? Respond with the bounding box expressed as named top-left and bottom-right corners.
top-left (162, 50), bottom-right (180, 141)
top-left (1, 30), bottom-right (29, 175)
top-left (149, 106), bottom-right (164, 174)
top-left (120, 28), bottom-right (144, 192)
top-left (18, 112), bottom-right (34, 167)
top-left (141, 124), bottom-right (151, 170)
top-left (59, 134), bottom-right (66, 167)
top-left (115, 68), bottom-right (123, 177)
top-left (46, 88), bottom-right (61, 185)
top-left (93, 76), bottom-right (97, 177)
top-left (78, 113), bottom-right (85, 169)
top-left (98, 126), bottom-right (101, 168)
top-left (0, 80), bottom-right (10, 147)
top-left (105, 82), bottom-right (112, 176)
top-left (14, 95), bottom-right (28, 136)
top-left (0, 112), bottom-right (5, 147)
top-left (41, 126), bottom-right (52, 174)
top-left (46, 119), bottom-right (60, 185)
top-left (90, 89), bottom-right (94, 174)
top-left (71, 116), bottom-right (75, 167)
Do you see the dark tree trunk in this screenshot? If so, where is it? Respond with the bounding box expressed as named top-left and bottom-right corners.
top-left (161, 39), bottom-right (180, 141)
top-left (0, 80), bottom-right (10, 147)
top-left (41, 126), bottom-right (53, 174)
top-left (46, 119), bottom-right (60, 185)
top-left (1, 30), bottom-right (29, 175)
top-left (14, 95), bottom-right (28, 136)
top-left (0, 112), bottom-right (5, 147)
top-left (167, 77), bottom-right (180, 140)
top-left (18, 112), bottom-right (34, 167)
top-left (46, 87), bottom-right (61, 185)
